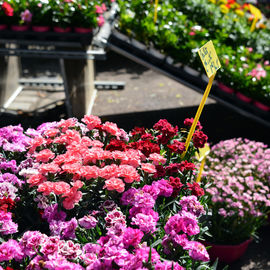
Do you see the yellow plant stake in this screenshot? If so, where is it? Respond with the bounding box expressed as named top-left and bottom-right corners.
top-left (249, 4), bottom-right (262, 32)
top-left (154, 0), bottom-right (159, 23)
top-left (195, 144), bottom-right (210, 182)
top-left (182, 41), bottom-right (221, 158)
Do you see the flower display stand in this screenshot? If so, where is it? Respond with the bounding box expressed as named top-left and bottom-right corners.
top-left (0, 4), bottom-right (122, 119)
top-left (0, 36), bottom-right (105, 119)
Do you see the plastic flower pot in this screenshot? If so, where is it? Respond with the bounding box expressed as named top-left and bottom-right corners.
top-left (32, 26), bottom-right (50, 32)
top-left (203, 239), bottom-right (252, 263)
top-left (235, 92), bottom-right (252, 103)
top-left (11, 25), bottom-right (29, 31)
top-left (218, 82), bottom-right (235, 94)
top-left (53, 26), bottom-right (72, 33)
top-left (73, 27), bottom-right (92, 33)
top-left (253, 101), bottom-right (270, 112)
top-left (0, 24), bottom-right (7, 30)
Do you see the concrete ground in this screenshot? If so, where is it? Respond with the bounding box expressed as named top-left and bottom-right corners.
top-left (0, 50), bottom-right (270, 269)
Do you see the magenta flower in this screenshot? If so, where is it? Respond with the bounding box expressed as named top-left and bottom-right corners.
top-left (20, 9), bottom-right (32, 23)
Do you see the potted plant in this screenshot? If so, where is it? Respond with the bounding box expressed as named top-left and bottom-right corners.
top-left (9, 0), bottom-right (32, 31)
top-left (72, 0), bottom-right (104, 33)
top-left (202, 138), bottom-right (270, 263)
top-left (51, 0), bottom-right (74, 32)
top-left (29, 0), bottom-right (52, 32)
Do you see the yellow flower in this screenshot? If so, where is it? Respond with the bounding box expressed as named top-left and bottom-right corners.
top-left (235, 9), bottom-right (245, 17)
top-left (220, 4), bottom-right (229, 13)
top-left (209, 0), bottom-right (216, 4)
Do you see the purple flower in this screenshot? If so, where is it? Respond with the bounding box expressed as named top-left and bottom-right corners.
top-left (83, 243), bottom-right (101, 254)
top-left (153, 179), bottom-right (173, 197)
top-left (131, 213), bottom-right (157, 233)
top-left (0, 182), bottom-right (18, 200)
top-left (20, 231), bottom-right (46, 257)
top-left (122, 227), bottom-right (144, 248)
top-left (50, 218), bottom-right (78, 240)
top-left (185, 241), bottom-right (210, 261)
top-left (0, 239), bottom-right (24, 262)
top-left (0, 160), bottom-right (18, 173)
top-left (43, 204), bottom-right (67, 223)
top-left (21, 9), bottom-right (32, 23)
top-left (79, 215), bottom-right (98, 229)
top-left (179, 195), bottom-right (205, 217)
top-left (0, 212), bottom-right (18, 235)
top-left (0, 173), bottom-right (24, 187)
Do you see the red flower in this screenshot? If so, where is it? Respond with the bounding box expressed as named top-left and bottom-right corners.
top-left (130, 127), bottom-right (145, 137)
top-left (169, 176), bottom-right (183, 196)
top-left (179, 160), bottom-right (195, 172)
top-left (128, 140), bottom-right (160, 157)
top-left (187, 182), bottom-right (205, 197)
top-left (106, 139), bottom-right (127, 151)
top-left (166, 163), bottom-right (181, 175)
top-left (193, 130), bottom-right (208, 148)
top-left (0, 198), bottom-right (15, 212)
top-left (2, 2), bottom-right (13, 17)
top-left (153, 165), bottom-right (166, 178)
top-left (153, 119), bottom-right (178, 145)
top-left (5, 267), bottom-right (15, 270)
top-left (167, 140), bottom-right (185, 154)
top-left (183, 118), bottom-right (202, 130)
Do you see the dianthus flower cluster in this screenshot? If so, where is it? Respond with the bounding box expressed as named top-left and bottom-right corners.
top-left (0, 115), bottom-right (211, 269)
top-left (204, 138), bottom-right (270, 244)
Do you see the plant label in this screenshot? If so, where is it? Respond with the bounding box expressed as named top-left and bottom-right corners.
top-left (198, 40), bottom-right (221, 78)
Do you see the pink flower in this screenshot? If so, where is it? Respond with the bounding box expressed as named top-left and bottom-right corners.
top-left (81, 115), bottom-right (101, 130)
top-left (39, 163), bottom-right (61, 175)
top-left (35, 149), bottom-right (55, 163)
top-left (119, 165), bottom-right (141, 183)
top-left (20, 9), bottom-right (32, 23)
top-left (0, 239), bottom-right (23, 261)
top-left (102, 121), bottom-right (121, 136)
top-left (189, 31), bottom-right (196, 36)
top-left (104, 177), bottom-right (125, 193)
top-left (186, 241), bottom-right (210, 261)
top-left (79, 215), bottom-right (98, 229)
top-left (95, 5), bottom-right (103, 14)
top-left (149, 153), bottom-right (166, 165)
top-left (141, 163), bottom-right (156, 173)
top-left (247, 64), bottom-right (267, 80)
top-left (98, 15), bottom-right (105, 27)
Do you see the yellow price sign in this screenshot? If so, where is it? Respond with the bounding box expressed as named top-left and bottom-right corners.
top-left (196, 143), bottom-right (210, 183)
top-left (195, 143), bottom-right (210, 162)
top-left (249, 4), bottom-right (262, 32)
top-left (198, 40), bottom-right (221, 78)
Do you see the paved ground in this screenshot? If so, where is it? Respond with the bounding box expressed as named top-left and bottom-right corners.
top-left (0, 50), bottom-right (270, 269)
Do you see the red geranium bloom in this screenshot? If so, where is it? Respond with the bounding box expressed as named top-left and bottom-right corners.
top-left (2, 2), bottom-right (13, 17)
top-left (187, 182), bottom-right (205, 197)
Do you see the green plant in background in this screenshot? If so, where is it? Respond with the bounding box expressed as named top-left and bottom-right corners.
top-left (117, 0), bottom-right (270, 106)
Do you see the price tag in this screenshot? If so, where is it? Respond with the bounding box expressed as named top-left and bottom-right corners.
top-left (198, 40), bottom-right (221, 78)
top-left (195, 143), bottom-right (210, 162)
top-left (249, 4), bottom-right (262, 32)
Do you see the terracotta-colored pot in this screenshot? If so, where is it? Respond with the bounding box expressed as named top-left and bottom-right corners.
top-left (218, 82), bottom-right (235, 94)
top-left (253, 101), bottom-right (270, 112)
top-left (203, 239), bottom-right (252, 263)
top-left (11, 25), bottom-right (29, 31)
top-left (32, 25), bottom-right (50, 32)
top-left (236, 92), bottom-right (252, 103)
top-left (74, 27), bottom-right (92, 33)
top-left (0, 24), bottom-right (8, 30)
top-left (53, 26), bottom-right (72, 33)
